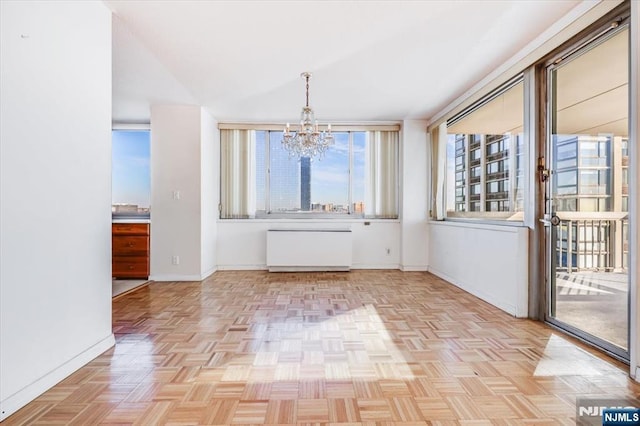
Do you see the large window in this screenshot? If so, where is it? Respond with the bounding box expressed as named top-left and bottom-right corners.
top-left (262, 131), bottom-right (354, 214)
top-left (112, 130), bottom-right (151, 218)
top-left (443, 77), bottom-right (525, 220)
top-left (220, 127), bottom-right (397, 219)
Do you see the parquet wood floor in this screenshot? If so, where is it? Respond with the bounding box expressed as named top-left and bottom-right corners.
top-left (4, 270), bottom-right (639, 425)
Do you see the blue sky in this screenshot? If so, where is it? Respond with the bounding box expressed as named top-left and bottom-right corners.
top-left (112, 130), bottom-right (151, 208)
top-left (257, 131), bottom-right (366, 209)
top-left (112, 129), bottom-right (366, 211)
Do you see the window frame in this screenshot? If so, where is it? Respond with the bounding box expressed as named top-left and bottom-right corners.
top-left (257, 129), bottom-right (357, 218)
top-left (218, 123), bottom-right (400, 220)
top-left (442, 75), bottom-right (527, 222)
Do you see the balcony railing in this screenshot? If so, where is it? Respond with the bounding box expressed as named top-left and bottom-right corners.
top-left (554, 212), bottom-right (628, 273)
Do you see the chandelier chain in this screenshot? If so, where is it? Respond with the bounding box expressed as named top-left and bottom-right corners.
top-left (305, 74), bottom-right (310, 108)
top-left (282, 72), bottom-right (334, 160)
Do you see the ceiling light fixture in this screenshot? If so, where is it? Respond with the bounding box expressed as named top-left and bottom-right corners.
top-left (282, 72), bottom-right (334, 159)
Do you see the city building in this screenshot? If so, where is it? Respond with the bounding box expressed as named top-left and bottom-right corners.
top-left (553, 135), bottom-right (629, 271)
top-left (451, 133), bottom-right (524, 214)
top-left (1, 1), bottom-right (639, 423)
top-left (300, 156), bottom-right (311, 211)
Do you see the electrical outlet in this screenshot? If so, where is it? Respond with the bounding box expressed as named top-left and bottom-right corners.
top-left (172, 255), bottom-right (180, 265)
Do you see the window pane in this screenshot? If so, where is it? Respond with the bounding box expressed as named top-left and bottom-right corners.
top-left (268, 131), bottom-right (351, 214)
top-left (112, 130), bottom-right (151, 217)
top-left (310, 132), bottom-right (349, 212)
top-left (269, 131), bottom-right (301, 212)
top-left (557, 170), bottom-right (577, 187)
top-left (352, 132), bottom-right (366, 215)
top-left (223, 128), bottom-right (397, 219)
top-left (445, 79), bottom-right (524, 219)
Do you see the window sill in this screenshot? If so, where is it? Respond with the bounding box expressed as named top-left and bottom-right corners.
top-left (218, 217), bottom-right (400, 224)
top-left (112, 214), bottom-right (151, 223)
top-left (429, 217), bottom-right (526, 228)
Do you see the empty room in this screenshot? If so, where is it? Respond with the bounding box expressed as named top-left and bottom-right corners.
top-left (1, 0), bottom-right (639, 424)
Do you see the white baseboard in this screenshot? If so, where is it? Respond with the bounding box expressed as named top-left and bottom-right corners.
top-left (0, 333), bottom-right (115, 422)
top-left (351, 264), bottom-right (400, 270)
top-left (268, 266), bottom-right (350, 272)
top-left (200, 267), bottom-right (217, 280)
top-left (400, 265), bottom-right (429, 272)
top-left (216, 264), bottom-right (267, 271)
top-left (214, 264), bottom-right (429, 272)
top-left (216, 264), bottom-right (403, 271)
top-left (149, 274), bottom-right (206, 281)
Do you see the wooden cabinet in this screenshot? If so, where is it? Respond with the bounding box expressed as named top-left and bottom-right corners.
top-left (112, 223), bottom-right (149, 279)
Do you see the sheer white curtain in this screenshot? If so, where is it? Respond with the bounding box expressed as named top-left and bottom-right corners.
top-left (432, 122), bottom-right (447, 220)
top-left (365, 130), bottom-right (399, 218)
top-left (220, 129), bottom-right (256, 218)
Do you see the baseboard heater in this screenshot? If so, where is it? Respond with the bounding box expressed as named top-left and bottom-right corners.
top-left (266, 228), bottom-right (352, 272)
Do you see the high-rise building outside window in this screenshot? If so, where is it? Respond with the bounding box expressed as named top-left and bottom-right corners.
top-left (220, 127), bottom-right (397, 219)
top-left (445, 77), bottom-right (525, 220)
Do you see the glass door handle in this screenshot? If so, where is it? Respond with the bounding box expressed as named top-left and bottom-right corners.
top-left (540, 214), bottom-right (560, 226)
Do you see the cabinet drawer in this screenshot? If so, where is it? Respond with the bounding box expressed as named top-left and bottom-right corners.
top-left (113, 236), bottom-right (149, 256)
top-left (112, 223), bottom-right (149, 236)
top-left (113, 256), bottom-right (149, 278)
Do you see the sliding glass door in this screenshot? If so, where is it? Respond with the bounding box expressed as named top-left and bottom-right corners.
top-left (544, 22), bottom-right (630, 359)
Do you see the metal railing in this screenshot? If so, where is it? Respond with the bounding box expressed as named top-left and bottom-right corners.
top-left (555, 215), bottom-right (628, 273)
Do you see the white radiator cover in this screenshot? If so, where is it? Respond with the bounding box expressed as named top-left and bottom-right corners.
top-left (266, 229), bottom-right (352, 272)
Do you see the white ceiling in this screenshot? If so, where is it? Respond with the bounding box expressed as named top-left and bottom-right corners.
top-left (107, 0), bottom-right (582, 124)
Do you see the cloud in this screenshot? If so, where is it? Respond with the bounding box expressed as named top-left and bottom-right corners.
top-left (312, 168), bottom-right (349, 184)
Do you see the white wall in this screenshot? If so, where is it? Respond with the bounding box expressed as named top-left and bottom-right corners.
top-left (401, 120), bottom-right (428, 271)
top-left (217, 220), bottom-right (401, 270)
top-left (428, 221), bottom-right (529, 317)
top-left (0, 1), bottom-right (115, 420)
top-left (151, 105), bottom-right (217, 281)
top-left (201, 109), bottom-right (218, 278)
top-left (217, 124), bottom-right (427, 272)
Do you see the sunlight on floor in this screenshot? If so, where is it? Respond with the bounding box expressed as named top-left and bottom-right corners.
top-left (533, 334), bottom-right (621, 377)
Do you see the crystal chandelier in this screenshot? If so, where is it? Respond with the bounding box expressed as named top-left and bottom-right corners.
top-left (282, 72), bottom-right (334, 159)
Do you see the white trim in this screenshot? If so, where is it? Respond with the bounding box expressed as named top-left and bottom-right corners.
top-left (218, 122), bottom-right (401, 131)
top-left (428, 0), bottom-right (622, 129)
top-left (400, 265), bottom-right (429, 272)
top-left (111, 218), bottom-right (151, 224)
top-left (0, 334), bottom-right (115, 422)
top-left (200, 267), bottom-right (217, 281)
top-left (352, 264), bottom-right (400, 270)
top-left (218, 218), bottom-right (401, 224)
top-left (111, 122), bottom-right (150, 130)
top-left (269, 266), bottom-right (350, 272)
top-left (149, 274), bottom-right (206, 282)
top-left (429, 218), bottom-right (527, 231)
top-left (216, 264), bottom-right (403, 271)
top-left (217, 264), bottom-right (268, 271)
